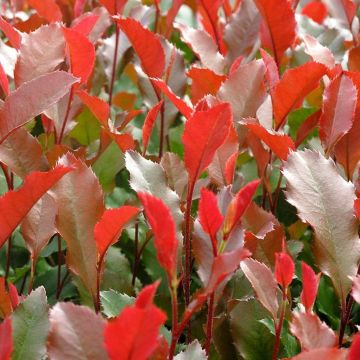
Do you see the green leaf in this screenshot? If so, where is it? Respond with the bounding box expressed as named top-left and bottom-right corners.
top-left (12, 287), bottom-right (49, 360)
top-left (100, 289), bottom-right (134, 318)
top-left (230, 299), bottom-right (274, 360)
top-left (92, 142), bottom-right (125, 192)
top-left (70, 107), bottom-right (101, 145)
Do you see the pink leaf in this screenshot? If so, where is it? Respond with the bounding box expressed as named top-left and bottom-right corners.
top-left (0, 16), bottom-right (21, 49)
top-left (319, 74), bottom-right (357, 155)
top-left (0, 71), bottom-right (78, 143)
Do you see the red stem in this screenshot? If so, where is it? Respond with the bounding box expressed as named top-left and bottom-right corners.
top-left (168, 283), bottom-right (179, 360)
top-left (55, 234), bottom-right (62, 299)
top-left (272, 291), bottom-right (287, 360)
top-left (108, 24), bottom-right (120, 107)
top-left (57, 87), bottom-right (74, 144)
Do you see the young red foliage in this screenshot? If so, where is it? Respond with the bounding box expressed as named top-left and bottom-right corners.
top-left (183, 103), bottom-right (232, 185)
top-left (27, 0), bottom-right (62, 23)
top-left (76, 90), bottom-right (110, 124)
top-left (295, 110), bottom-right (321, 147)
top-left (0, 278), bottom-right (18, 319)
top-left (0, 62), bottom-right (9, 96)
top-left (151, 78), bottom-right (193, 118)
top-left (99, 0), bottom-right (127, 15)
top-left (187, 67), bottom-right (226, 105)
top-left (0, 166), bottom-right (72, 248)
top-left (62, 28), bottom-right (95, 84)
top-left (73, 0), bottom-right (87, 17)
top-left (94, 206), bottom-right (140, 263)
top-left (274, 252), bottom-right (295, 288)
top-left (104, 282), bottom-right (166, 360)
top-left (142, 100), bottom-right (164, 154)
top-left (301, 1), bottom-right (328, 24)
top-left (223, 180), bottom-right (261, 239)
top-left (72, 15), bottom-right (100, 37)
top-left (319, 74), bottom-right (357, 155)
top-left (224, 151), bottom-right (238, 185)
top-left (138, 192), bottom-right (178, 279)
top-left (116, 18), bottom-right (165, 78)
top-left (272, 62), bottom-right (327, 129)
top-left (244, 123), bottom-right (295, 160)
top-left (355, 198), bottom-right (360, 219)
top-left (0, 317), bottom-right (12, 360)
top-left (301, 262), bottom-right (321, 312)
top-left (253, 0), bottom-right (296, 66)
top-left (0, 16), bottom-right (21, 49)
top-left (198, 188), bottom-right (223, 254)
top-left (349, 332), bottom-right (360, 360)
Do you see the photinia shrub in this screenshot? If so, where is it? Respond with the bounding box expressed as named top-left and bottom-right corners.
top-left (1, 0), bottom-right (360, 359)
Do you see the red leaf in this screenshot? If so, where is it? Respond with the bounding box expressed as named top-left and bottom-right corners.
top-left (0, 317), bottom-right (12, 360)
top-left (113, 133), bottom-right (136, 152)
top-left (0, 62), bottom-right (9, 96)
top-left (349, 332), bottom-right (360, 360)
top-left (104, 282), bottom-right (166, 360)
top-left (224, 151), bottom-right (238, 185)
top-left (150, 78), bottom-right (193, 119)
top-left (116, 18), bottom-right (165, 78)
top-left (187, 67), bottom-right (226, 105)
top-left (272, 62), bottom-right (327, 129)
top-left (62, 27), bottom-right (95, 84)
top-left (198, 188), bottom-right (223, 254)
top-left (245, 122), bottom-right (295, 160)
top-left (0, 278), bottom-right (18, 319)
top-left (183, 103), bottom-right (232, 185)
top-left (0, 16), bottom-right (21, 49)
top-left (72, 14), bottom-right (100, 37)
top-left (76, 90), bottom-right (110, 124)
top-left (74, 0), bottom-right (87, 17)
top-left (301, 1), bottom-right (328, 24)
top-left (99, 0), bottom-right (127, 15)
top-left (274, 252), bottom-right (295, 288)
top-left (253, 0), bottom-right (296, 66)
top-left (138, 192), bottom-right (178, 279)
top-left (0, 165), bottom-right (71, 248)
top-left (0, 71), bottom-right (78, 143)
top-left (301, 262), bottom-right (321, 312)
top-left (319, 75), bottom-right (357, 155)
top-left (295, 110), bottom-right (321, 147)
top-left (94, 206), bottom-right (140, 263)
top-left (27, 0), bottom-right (62, 23)
top-left (223, 180), bottom-right (261, 239)
top-left (142, 100), bottom-right (164, 154)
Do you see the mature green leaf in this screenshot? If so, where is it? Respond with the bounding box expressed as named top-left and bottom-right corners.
top-left (12, 287), bottom-right (49, 360)
top-left (100, 290), bottom-right (134, 318)
top-left (174, 340), bottom-right (207, 360)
